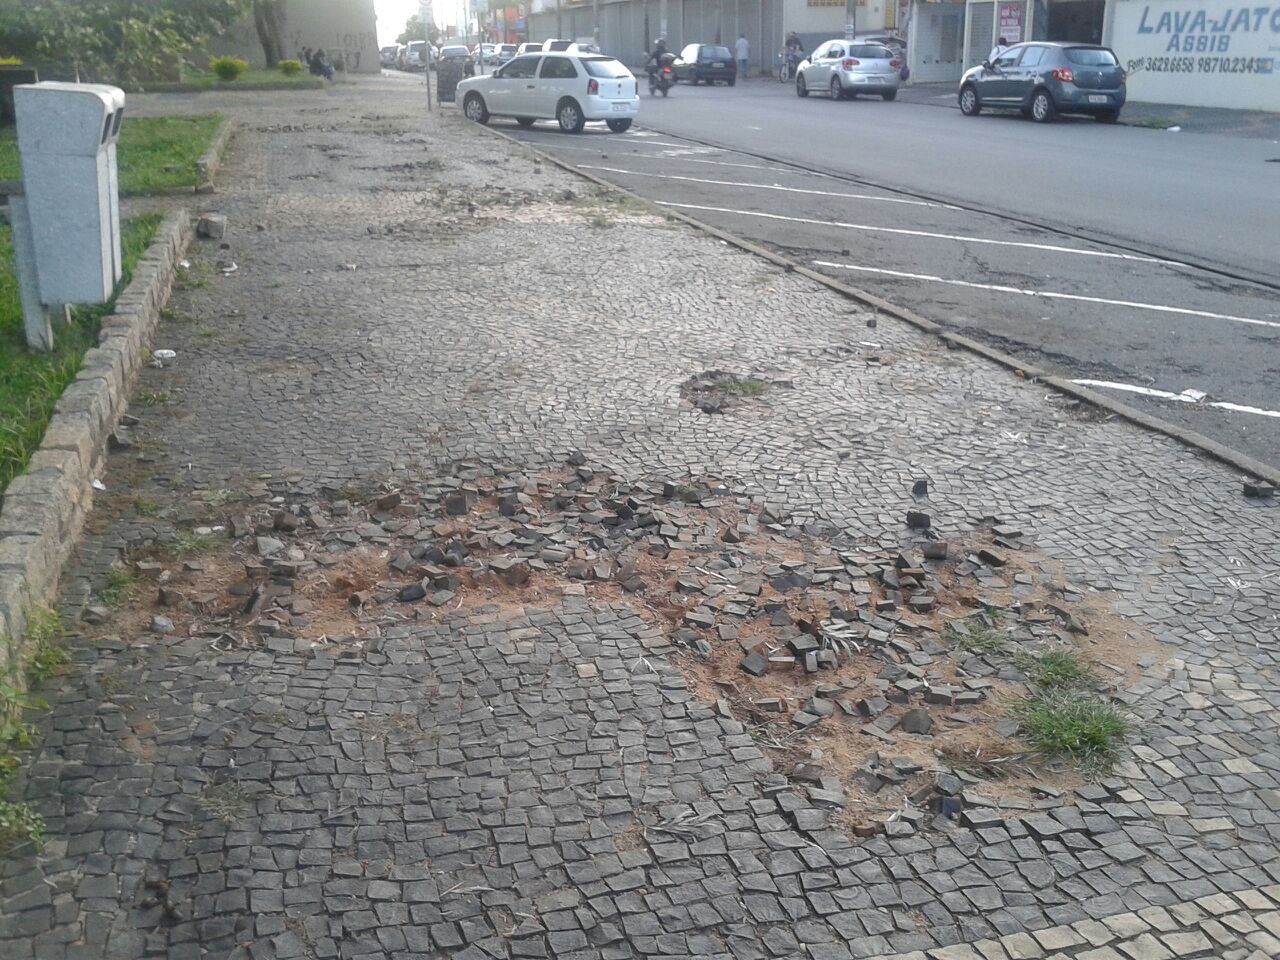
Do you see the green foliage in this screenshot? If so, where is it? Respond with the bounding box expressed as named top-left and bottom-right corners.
top-left (24, 608), bottom-right (66, 686)
top-left (3, 0), bottom-right (248, 84)
top-left (718, 377), bottom-right (767, 397)
top-left (157, 531), bottom-right (215, 558)
top-left (1, 217), bottom-right (160, 495)
top-left (278, 58), bottom-right (302, 76)
top-left (0, 799), bottom-right (45, 854)
top-left (396, 14), bottom-right (439, 45)
top-left (97, 567), bottom-right (142, 608)
top-left (1017, 648), bottom-right (1096, 689)
top-left (210, 56), bottom-right (248, 81)
top-left (1009, 691), bottom-right (1130, 773)
top-left (948, 622), bottom-right (1007, 655)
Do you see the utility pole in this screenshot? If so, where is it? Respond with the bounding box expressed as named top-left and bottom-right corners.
top-left (557, 0), bottom-right (563, 37)
top-left (845, 0), bottom-right (856, 39)
top-left (593, 0), bottom-right (600, 50)
top-left (659, 0), bottom-right (667, 41)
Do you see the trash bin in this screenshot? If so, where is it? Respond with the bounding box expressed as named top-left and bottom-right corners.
top-left (12, 81), bottom-right (124, 305)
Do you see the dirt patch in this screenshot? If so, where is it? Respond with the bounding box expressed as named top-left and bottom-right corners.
top-left (680, 369), bottom-right (790, 414)
top-left (82, 457), bottom-right (1161, 837)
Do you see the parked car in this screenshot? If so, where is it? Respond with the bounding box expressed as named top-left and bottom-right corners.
top-left (458, 52), bottom-right (639, 133)
top-left (405, 40), bottom-right (428, 70)
top-left (855, 33), bottom-right (909, 80)
top-left (673, 43), bottom-right (736, 85)
top-left (471, 43), bottom-right (502, 67)
top-left (517, 41), bottom-right (544, 55)
top-left (497, 43), bottom-right (518, 64)
top-left (958, 42), bottom-right (1126, 123)
top-left (795, 41), bottom-right (901, 100)
top-left (542, 39), bottom-right (575, 52)
top-left (380, 45), bottom-right (399, 68)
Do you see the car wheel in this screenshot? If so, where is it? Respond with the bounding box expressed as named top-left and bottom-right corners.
top-left (1096, 109), bottom-right (1121, 123)
top-left (515, 117), bottom-right (535, 128)
top-left (882, 90), bottom-right (896, 101)
top-left (463, 93), bottom-right (489, 124)
top-left (606, 118), bottom-right (632, 133)
top-left (796, 74), bottom-right (808, 97)
top-left (557, 99), bottom-right (585, 133)
top-left (959, 85), bottom-right (981, 116)
top-left (830, 77), bottom-right (844, 100)
top-left (1030, 89), bottom-right (1056, 122)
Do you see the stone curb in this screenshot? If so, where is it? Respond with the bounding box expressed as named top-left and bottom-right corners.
top-left (472, 120), bottom-right (1280, 489)
top-left (196, 117), bottom-right (238, 189)
top-left (0, 208), bottom-right (192, 678)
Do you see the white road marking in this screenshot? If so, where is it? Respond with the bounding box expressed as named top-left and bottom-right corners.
top-left (1070, 380), bottom-right (1280, 419)
top-left (661, 202), bottom-right (1168, 262)
top-left (579, 165), bottom-right (945, 208)
top-left (811, 260), bottom-right (1280, 330)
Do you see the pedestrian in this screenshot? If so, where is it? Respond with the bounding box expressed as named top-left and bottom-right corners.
top-left (313, 48), bottom-right (336, 81)
top-left (302, 47), bottom-right (315, 74)
top-left (988, 36), bottom-right (1012, 64)
top-left (735, 33), bottom-right (749, 80)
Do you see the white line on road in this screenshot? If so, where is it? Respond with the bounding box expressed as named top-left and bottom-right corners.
top-left (1070, 379), bottom-right (1280, 419)
top-left (579, 165), bottom-right (945, 208)
top-left (661, 202), bottom-right (1168, 262)
top-left (810, 260), bottom-right (1280, 330)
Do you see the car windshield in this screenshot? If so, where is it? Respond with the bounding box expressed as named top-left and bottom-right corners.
top-left (582, 57), bottom-right (632, 78)
top-left (701, 46), bottom-right (732, 60)
top-left (1064, 47), bottom-right (1119, 66)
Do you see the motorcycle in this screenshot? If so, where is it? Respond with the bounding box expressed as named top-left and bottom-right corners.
top-left (648, 53), bottom-right (676, 96)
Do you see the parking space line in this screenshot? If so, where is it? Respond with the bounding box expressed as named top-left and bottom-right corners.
top-left (578, 166), bottom-right (945, 208)
top-left (1071, 379), bottom-right (1280, 419)
top-left (661, 202), bottom-right (1169, 262)
top-left (812, 261), bottom-right (1280, 330)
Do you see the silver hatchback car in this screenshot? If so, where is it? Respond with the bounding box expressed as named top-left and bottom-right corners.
top-left (796, 40), bottom-right (902, 101)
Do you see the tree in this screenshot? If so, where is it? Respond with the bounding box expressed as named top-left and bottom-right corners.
top-left (3, 0), bottom-right (249, 82)
top-left (250, 0), bottom-right (287, 66)
top-left (397, 14), bottom-right (439, 45)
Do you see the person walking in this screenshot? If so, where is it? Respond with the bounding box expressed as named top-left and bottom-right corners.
top-left (988, 36), bottom-right (1012, 63)
top-left (735, 33), bottom-right (749, 81)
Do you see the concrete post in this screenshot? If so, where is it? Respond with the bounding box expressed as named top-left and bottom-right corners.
top-left (9, 194), bottom-right (56, 352)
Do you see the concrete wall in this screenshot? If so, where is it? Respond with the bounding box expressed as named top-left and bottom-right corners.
top-left (1105, 0), bottom-right (1280, 110)
top-left (210, 0), bottom-right (380, 73)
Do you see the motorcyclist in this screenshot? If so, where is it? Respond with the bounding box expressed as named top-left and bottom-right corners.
top-left (645, 37), bottom-right (669, 79)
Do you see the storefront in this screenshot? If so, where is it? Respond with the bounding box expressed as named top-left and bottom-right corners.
top-left (1104, 0), bottom-right (1280, 110)
top-left (904, 0), bottom-right (966, 81)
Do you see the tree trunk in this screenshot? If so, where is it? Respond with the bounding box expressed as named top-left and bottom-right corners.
top-left (252, 0), bottom-right (287, 66)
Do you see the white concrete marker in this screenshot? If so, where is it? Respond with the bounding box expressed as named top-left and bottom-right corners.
top-left (660, 202), bottom-right (1168, 262)
top-left (1070, 380), bottom-right (1280, 419)
top-left (579, 166), bottom-right (944, 208)
top-left (811, 261), bottom-right (1280, 330)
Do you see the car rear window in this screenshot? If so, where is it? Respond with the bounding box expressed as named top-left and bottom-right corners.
top-left (1064, 47), bottom-right (1119, 66)
top-left (441, 46), bottom-right (467, 57)
top-left (582, 57), bottom-right (632, 78)
top-left (701, 46), bottom-right (732, 60)
top-left (850, 45), bottom-right (894, 59)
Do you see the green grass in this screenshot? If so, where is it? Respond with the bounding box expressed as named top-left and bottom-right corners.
top-left (1017, 648), bottom-right (1096, 688)
top-left (948, 622), bottom-right (1007, 655)
top-left (1009, 691), bottom-right (1130, 773)
top-left (156, 531), bottom-right (216, 558)
top-left (97, 567), bottom-right (142, 609)
top-left (133, 69), bottom-right (324, 94)
top-left (718, 376), bottom-right (767, 397)
top-left (0, 115), bottom-right (222, 195)
top-left (1, 216), bottom-right (160, 496)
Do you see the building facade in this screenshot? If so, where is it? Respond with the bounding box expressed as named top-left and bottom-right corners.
top-left (211, 0), bottom-right (380, 73)
top-left (524, 0), bottom-right (1277, 108)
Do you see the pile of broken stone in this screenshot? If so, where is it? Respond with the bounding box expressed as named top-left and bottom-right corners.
top-left (116, 456), bottom-right (1110, 832)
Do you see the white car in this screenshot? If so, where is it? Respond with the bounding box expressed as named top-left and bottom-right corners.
top-left (458, 52), bottom-right (638, 133)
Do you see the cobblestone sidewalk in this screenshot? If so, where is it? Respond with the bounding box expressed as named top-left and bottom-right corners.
top-left (1, 77), bottom-right (1277, 960)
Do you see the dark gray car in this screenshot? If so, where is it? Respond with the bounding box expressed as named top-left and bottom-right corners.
top-left (958, 42), bottom-right (1126, 123)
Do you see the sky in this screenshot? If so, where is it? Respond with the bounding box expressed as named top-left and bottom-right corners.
top-left (375, 0), bottom-right (451, 46)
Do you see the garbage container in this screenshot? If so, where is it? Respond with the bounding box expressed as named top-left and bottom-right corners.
top-left (12, 81), bottom-right (124, 305)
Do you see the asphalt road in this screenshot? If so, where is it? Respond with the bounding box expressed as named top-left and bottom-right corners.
top-left (496, 81), bottom-right (1280, 468)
